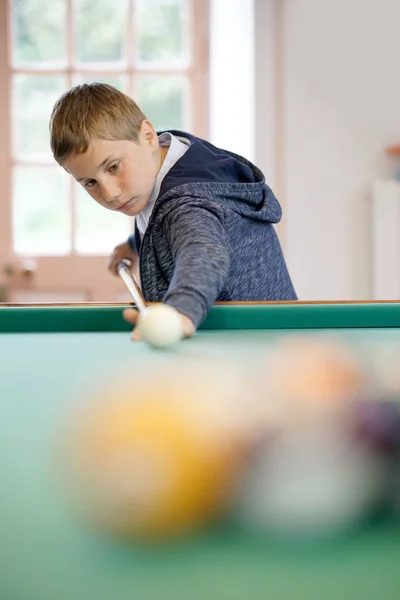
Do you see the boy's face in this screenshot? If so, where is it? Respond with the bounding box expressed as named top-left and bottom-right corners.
top-left (64, 120), bottom-right (163, 216)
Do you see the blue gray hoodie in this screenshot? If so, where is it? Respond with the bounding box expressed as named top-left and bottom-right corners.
top-left (128, 131), bottom-right (297, 327)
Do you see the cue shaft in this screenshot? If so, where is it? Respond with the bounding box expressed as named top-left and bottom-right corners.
top-left (117, 259), bottom-right (147, 313)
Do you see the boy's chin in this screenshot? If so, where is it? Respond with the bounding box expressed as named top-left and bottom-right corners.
top-left (124, 202), bottom-right (144, 217)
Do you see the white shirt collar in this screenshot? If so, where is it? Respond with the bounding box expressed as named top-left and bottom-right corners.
top-left (136, 132), bottom-right (189, 238)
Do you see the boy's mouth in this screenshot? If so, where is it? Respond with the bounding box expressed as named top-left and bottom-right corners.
top-left (116, 198), bottom-right (134, 211)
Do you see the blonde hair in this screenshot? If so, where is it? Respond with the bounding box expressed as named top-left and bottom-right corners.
top-left (49, 83), bottom-right (147, 164)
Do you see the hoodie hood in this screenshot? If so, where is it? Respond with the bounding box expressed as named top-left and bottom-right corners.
top-left (156, 130), bottom-right (282, 224)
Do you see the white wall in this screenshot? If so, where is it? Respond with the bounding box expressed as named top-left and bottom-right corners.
top-left (209, 0), bottom-right (255, 161)
top-left (280, 0), bottom-right (400, 300)
top-left (254, 0), bottom-right (278, 192)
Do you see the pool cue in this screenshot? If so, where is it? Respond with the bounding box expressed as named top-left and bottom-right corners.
top-left (117, 259), bottom-right (147, 313)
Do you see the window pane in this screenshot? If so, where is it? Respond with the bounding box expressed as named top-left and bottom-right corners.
top-left (13, 167), bottom-right (71, 255)
top-left (13, 75), bottom-right (67, 158)
top-left (73, 74), bottom-right (128, 93)
top-left (135, 0), bottom-right (189, 65)
top-left (11, 0), bottom-right (66, 64)
top-left (74, 184), bottom-right (132, 255)
top-left (135, 75), bottom-right (189, 130)
top-left (74, 0), bottom-right (127, 63)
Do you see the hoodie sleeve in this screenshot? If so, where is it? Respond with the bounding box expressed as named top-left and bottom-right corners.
top-left (161, 199), bottom-right (230, 327)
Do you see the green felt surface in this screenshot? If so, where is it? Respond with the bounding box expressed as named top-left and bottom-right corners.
top-left (0, 305), bottom-right (400, 599)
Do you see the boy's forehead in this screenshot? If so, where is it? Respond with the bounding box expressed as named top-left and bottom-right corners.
top-left (87, 138), bottom-right (127, 157)
top-left (64, 139), bottom-right (131, 176)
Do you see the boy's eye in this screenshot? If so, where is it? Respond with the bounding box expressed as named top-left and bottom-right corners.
top-left (109, 162), bottom-right (120, 173)
top-left (84, 179), bottom-right (97, 189)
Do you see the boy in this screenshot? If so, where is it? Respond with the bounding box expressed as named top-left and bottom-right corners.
top-left (49, 83), bottom-right (297, 340)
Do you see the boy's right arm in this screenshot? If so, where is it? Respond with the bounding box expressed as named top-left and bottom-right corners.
top-left (161, 199), bottom-right (230, 328)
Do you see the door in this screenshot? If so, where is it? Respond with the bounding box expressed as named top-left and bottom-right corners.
top-left (0, 0), bottom-right (208, 303)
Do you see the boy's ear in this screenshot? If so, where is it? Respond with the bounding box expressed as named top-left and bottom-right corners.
top-left (139, 119), bottom-right (158, 148)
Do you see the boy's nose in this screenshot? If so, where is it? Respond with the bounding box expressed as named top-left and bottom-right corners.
top-left (101, 182), bottom-right (121, 203)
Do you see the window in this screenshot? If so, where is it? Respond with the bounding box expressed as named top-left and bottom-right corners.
top-left (4, 0), bottom-right (208, 257)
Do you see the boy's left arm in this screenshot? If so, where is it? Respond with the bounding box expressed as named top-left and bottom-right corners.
top-left (162, 198), bottom-right (230, 331)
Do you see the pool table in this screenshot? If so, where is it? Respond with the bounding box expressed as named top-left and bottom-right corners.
top-left (0, 301), bottom-right (400, 600)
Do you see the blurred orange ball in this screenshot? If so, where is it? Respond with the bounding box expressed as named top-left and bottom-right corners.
top-left (256, 336), bottom-right (367, 429)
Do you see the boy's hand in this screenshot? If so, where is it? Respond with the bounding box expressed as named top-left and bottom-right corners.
top-left (122, 306), bottom-right (196, 342)
top-left (108, 241), bottom-right (138, 277)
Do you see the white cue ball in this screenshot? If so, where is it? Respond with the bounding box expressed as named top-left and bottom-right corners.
top-left (138, 305), bottom-right (184, 349)
top-left (234, 425), bottom-right (389, 539)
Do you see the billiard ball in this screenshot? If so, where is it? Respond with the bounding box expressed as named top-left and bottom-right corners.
top-left (233, 422), bottom-right (390, 540)
top-left (61, 361), bottom-right (248, 542)
top-left (353, 397), bottom-right (400, 452)
top-left (137, 305), bottom-right (183, 349)
top-left (256, 336), bottom-right (368, 430)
